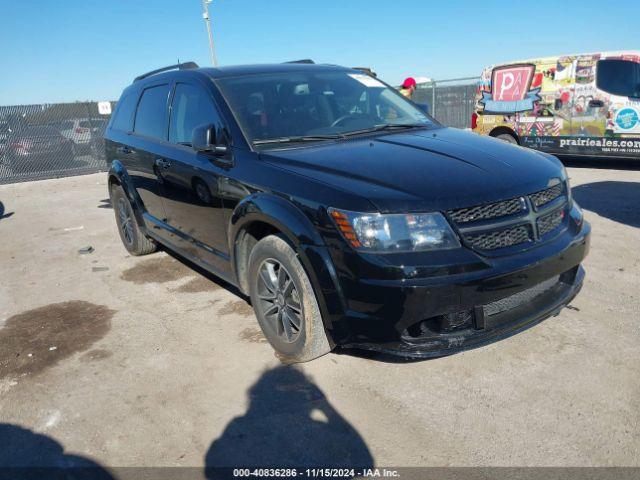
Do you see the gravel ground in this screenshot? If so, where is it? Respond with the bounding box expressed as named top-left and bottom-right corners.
top-left (0, 165), bottom-right (638, 473)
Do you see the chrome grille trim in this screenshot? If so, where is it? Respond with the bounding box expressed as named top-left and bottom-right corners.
top-left (447, 181), bottom-right (568, 252)
top-left (530, 183), bottom-right (564, 209)
top-left (537, 208), bottom-right (564, 237)
top-left (448, 197), bottom-right (525, 224)
top-left (465, 224), bottom-right (531, 250)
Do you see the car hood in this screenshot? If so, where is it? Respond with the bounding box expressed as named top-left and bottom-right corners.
top-left (260, 127), bottom-right (566, 213)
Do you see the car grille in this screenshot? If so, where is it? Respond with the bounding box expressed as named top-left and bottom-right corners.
top-left (530, 184), bottom-right (563, 209)
top-left (537, 208), bottom-right (564, 237)
top-left (483, 275), bottom-right (560, 316)
top-left (447, 182), bottom-right (568, 252)
top-left (448, 197), bottom-right (525, 223)
top-left (466, 225), bottom-right (531, 250)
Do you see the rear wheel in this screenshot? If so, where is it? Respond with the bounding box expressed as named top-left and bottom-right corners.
top-left (110, 184), bottom-right (157, 256)
top-left (248, 235), bottom-right (331, 363)
top-left (494, 133), bottom-right (518, 144)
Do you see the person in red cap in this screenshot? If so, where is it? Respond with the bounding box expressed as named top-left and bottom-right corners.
top-left (399, 77), bottom-right (417, 99)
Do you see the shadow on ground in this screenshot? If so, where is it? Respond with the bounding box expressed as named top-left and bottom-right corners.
top-left (204, 366), bottom-right (373, 478)
top-left (572, 181), bottom-right (640, 228)
top-left (0, 423), bottom-right (114, 479)
top-left (162, 247), bottom-right (247, 299)
top-left (0, 201), bottom-right (14, 220)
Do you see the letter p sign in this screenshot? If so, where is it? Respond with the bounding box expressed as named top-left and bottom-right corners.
top-left (492, 65), bottom-right (535, 102)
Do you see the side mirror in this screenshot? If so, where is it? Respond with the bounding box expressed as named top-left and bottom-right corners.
top-left (192, 124), bottom-right (228, 155)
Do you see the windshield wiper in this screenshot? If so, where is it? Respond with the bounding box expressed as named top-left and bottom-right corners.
top-left (253, 134), bottom-right (343, 146)
top-left (252, 124), bottom-right (428, 146)
top-left (341, 123), bottom-right (428, 137)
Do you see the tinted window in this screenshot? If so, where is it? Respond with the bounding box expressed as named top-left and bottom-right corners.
top-left (169, 83), bottom-right (220, 145)
top-left (216, 71), bottom-right (433, 145)
top-left (134, 85), bottom-right (170, 139)
top-left (597, 60), bottom-right (640, 98)
top-left (111, 92), bottom-right (138, 132)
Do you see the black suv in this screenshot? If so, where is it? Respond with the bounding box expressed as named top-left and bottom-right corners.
top-left (105, 61), bottom-right (590, 362)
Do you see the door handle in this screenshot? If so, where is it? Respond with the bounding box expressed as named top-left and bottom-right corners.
top-left (117, 146), bottom-right (134, 155)
top-left (155, 158), bottom-right (171, 169)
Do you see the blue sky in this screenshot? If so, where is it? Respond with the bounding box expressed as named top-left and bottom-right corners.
top-left (1, 0), bottom-right (638, 105)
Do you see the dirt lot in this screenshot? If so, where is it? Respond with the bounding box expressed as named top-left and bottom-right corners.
top-left (0, 165), bottom-right (639, 471)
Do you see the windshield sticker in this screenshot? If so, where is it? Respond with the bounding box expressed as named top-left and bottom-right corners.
top-left (349, 74), bottom-right (385, 88)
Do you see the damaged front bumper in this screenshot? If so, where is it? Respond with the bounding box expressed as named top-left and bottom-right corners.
top-left (333, 221), bottom-right (590, 359)
top-left (344, 265), bottom-right (584, 358)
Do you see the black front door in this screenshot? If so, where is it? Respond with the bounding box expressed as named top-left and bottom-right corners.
top-left (159, 81), bottom-right (232, 276)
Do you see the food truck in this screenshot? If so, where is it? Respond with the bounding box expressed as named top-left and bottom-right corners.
top-left (472, 51), bottom-right (640, 159)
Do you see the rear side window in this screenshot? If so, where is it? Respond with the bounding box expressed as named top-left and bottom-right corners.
top-left (111, 92), bottom-right (138, 132)
top-left (134, 84), bottom-right (170, 139)
top-left (169, 83), bottom-right (221, 145)
top-left (597, 59), bottom-right (640, 98)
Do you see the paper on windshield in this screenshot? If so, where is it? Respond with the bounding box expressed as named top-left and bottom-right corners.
top-left (349, 74), bottom-right (385, 88)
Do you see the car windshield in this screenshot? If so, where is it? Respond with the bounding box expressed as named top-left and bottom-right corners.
top-left (216, 70), bottom-right (435, 146)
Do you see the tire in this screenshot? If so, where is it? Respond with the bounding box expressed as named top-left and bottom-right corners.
top-left (248, 234), bottom-right (332, 363)
top-left (192, 178), bottom-right (213, 205)
top-left (110, 184), bottom-right (157, 256)
top-left (494, 133), bottom-right (518, 144)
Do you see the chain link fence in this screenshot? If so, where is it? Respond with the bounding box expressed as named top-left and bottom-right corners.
top-left (413, 77), bottom-right (478, 129)
top-left (0, 102), bottom-right (114, 185)
top-left (0, 77), bottom-right (479, 185)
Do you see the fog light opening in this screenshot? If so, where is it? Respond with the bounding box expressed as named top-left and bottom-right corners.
top-left (403, 309), bottom-right (474, 339)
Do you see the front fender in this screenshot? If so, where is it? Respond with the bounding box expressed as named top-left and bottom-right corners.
top-left (229, 193), bottom-right (325, 248)
top-left (229, 193), bottom-right (346, 338)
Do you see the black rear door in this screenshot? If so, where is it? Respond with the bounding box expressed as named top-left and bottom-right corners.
top-left (126, 83), bottom-right (172, 231)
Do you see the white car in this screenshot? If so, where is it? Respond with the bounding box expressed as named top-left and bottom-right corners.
top-left (59, 118), bottom-right (107, 148)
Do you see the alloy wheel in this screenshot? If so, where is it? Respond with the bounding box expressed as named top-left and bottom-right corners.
top-left (256, 259), bottom-right (303, 343)
top-left (117, 197), bottom-right (134, 246)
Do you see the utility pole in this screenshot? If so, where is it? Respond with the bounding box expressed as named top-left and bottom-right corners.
top-left (201, 0), bottom-right (218, 66)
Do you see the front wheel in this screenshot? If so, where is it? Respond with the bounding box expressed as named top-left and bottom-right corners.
top-left (248, 235), bottom-right (332, 363)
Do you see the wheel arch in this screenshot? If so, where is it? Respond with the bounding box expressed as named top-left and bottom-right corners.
top-left (489, 126), bottom-right (520, 144)
top-left (107, 160), bottom-right (145, 227)
top-left (229, 193), bottom-right (340, 343)
top-left (228, 192), bottom-right (325, 293)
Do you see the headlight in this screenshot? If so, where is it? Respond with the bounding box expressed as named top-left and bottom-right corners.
top-left (328, 208), bottom-right (460, 252)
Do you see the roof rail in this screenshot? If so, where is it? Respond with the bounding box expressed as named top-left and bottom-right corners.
top-left (284, 59), bottom-right (315, 64)
top-left (352, 67), bottom-right (377, 77)
top-left (134, 61), bottom-right (199, 82)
